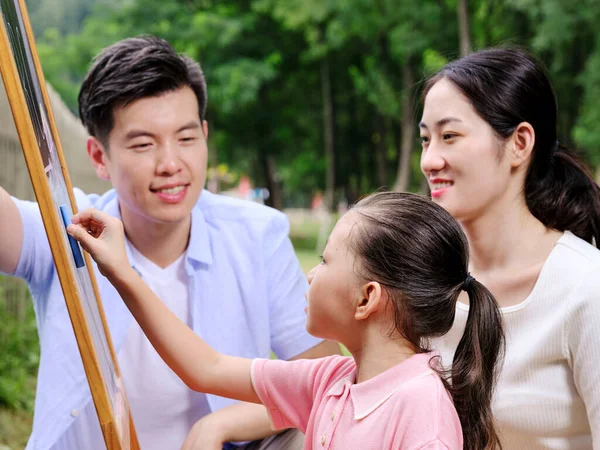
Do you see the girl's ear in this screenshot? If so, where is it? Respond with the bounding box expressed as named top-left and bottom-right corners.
top-left (355, 282), bottom-right (384, 321)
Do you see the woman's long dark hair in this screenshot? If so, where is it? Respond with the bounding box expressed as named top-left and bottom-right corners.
top-left (424, 47), bottom-right (600, 246)
top-left (351, 192), bottom-right (504, 450)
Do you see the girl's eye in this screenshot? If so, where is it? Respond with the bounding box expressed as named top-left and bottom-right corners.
top-left (443, 133), bottom-right (457, 140)
top-left (319, 255), bottom-right (325, 264)
top-left (420, 136), bottom-right (429, 145)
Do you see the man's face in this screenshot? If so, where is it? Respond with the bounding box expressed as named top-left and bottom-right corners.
top-left (88, 86), bottom-right (208, 228)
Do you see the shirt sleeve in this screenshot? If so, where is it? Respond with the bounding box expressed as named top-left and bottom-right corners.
top-left (10, 197), bottom-right (55, 293)
top-left (263, 212), bottom-right (322, 360)
top-left (566, 262), bottom-right (600, 444)
top-left (9, 189), bottom-right (93, 309)
top-left (250, 356), bottom-right (351, 432)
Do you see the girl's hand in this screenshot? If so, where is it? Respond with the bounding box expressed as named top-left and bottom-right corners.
top-left (66, 208), bottom-right (129, 279)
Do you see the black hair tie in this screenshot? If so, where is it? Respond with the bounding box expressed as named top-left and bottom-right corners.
top-left (462, 273), bottom-right (475, 292)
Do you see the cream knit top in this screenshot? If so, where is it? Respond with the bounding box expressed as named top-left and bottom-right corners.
top-left (436, 231), bottom-right (600, 449)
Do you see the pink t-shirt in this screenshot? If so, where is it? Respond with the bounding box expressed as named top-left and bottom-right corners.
top-left (251, 353), bottom-right (462, 450)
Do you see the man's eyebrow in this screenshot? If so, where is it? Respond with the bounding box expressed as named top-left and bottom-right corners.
top-left (176, 121), bottom-right (201, 133)
top-left (419, 117), bottom-right (463, 129)
top-left (124, 129), bottom-right (155, 140)
top-left (123, 121), bottom-right (201, 140)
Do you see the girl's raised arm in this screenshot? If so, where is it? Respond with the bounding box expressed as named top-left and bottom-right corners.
top-left (67, 208), bottom-right (259, 404)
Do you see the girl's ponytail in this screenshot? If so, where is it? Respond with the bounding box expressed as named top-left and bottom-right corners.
top-left (449, 277), bottom-right (505, 450)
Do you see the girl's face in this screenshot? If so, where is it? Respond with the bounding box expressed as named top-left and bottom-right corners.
top-left (305, 212), bottom-right (363, 344)
top-left (419, 78), bottom-right (514, 223)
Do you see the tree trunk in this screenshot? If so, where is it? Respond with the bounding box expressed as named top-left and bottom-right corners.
top-left (207, 144), bottom-right (219, 193)
top-left (321, 56), bottom-right (336, 212)
top-left (393, 64), bottom-right (414, 192)
top-left (457, 0), bottom-right (471, 57)
top-left (375, 116), bottom-right (387, 188)
top-left (261, 154), bottom-right (283, 210)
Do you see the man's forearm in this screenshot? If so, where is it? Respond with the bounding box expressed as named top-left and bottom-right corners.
top-left (0, 188), bottom-right (23, 274)
top-left (191, 401), bottom-right (283, 444)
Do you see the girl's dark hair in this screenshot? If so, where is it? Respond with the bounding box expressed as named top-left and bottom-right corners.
top-left (78, 35), bottom-right (207, 146)
top-left (351, 192), bottom-right (504, 450)
top-left (424, 47), bottom-right (600, 246)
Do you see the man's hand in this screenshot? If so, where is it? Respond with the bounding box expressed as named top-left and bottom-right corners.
top-left (67, 208), bottom-right (130, 279)
top-left (181, 414), bottom-right (227, 450)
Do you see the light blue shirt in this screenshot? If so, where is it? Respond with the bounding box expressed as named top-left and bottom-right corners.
top-left (10, 188), bottom-right (321, 450)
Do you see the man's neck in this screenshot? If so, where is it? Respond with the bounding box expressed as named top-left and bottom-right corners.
top-left (122, 211), bottom-right (191, 269)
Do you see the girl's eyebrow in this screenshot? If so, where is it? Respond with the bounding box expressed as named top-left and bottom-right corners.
top-left (419, 117), bottom-right (463, 129)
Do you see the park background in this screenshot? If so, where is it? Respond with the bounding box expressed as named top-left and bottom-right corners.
top-left (2, 0), bottom-right (600, 447)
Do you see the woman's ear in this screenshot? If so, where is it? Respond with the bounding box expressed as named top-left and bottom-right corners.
top-left (509, 122), bottom-right (535, 169)
top-left (355, 282), bottom-right (383, 321)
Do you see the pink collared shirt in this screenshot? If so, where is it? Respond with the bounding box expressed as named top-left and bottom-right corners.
top-left (251, 353), bottom-right (462, 450)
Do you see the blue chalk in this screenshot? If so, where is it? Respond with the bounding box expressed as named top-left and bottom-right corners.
top-left (59, 205), bottom-right (85, 268)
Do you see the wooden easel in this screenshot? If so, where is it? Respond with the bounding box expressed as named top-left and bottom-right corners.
top-left (0, 0), bottom-right (139, 448)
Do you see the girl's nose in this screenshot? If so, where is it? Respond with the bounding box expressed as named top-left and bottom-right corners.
top-left (307, 266), bottom-right (318, 285)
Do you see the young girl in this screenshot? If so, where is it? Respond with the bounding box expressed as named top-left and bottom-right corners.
top-left (420, 48), bottom-right (600, 448)
top-left (68, 192), bottom-right (504, 450)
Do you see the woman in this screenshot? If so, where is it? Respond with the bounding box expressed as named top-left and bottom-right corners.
top-left (420, 47), bottom-right (600, 449)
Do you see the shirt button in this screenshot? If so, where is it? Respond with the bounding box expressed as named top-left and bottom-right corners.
top-left (71, 409), bottom-right (79, 418)
top-left (331, 411), bottom-right (336, 421)
top-left (321, 435), bottom-right (326, 446)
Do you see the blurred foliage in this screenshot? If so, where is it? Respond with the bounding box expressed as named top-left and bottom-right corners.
top-left (23, 0), bottom-right (600, 205)
top-left (0, 279), bottom-right (38, 412)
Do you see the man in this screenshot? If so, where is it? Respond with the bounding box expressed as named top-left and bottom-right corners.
top-left (0, 35), bottom-right (339, 450)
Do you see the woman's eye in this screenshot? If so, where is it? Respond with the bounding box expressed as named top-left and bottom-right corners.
top-left (443, 133), bottom-right (457, 140)
top-left (319, 255), bottom-right (326, 264)
top-left (420, 136), bottom-right (429, 145)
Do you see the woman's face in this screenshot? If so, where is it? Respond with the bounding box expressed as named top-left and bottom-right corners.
top-left (420, 78), bottom-right (515, 223)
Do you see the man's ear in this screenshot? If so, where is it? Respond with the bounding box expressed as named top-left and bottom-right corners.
top-left (202, 120), bottom-right (209, 139)
top-left (87, 136), bottom-right (110, 181)
top-left (508, 122), bottom-right (535, 169)
top-left (354, 282), bottom-right (384, 321)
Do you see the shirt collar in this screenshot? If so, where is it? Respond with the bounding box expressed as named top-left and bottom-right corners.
top-left (103, 194), bottom-right (213, 267)
top-left (325, 353), bottom-right (436, 420)
top-left (187, 202), bottom-right (213, 266)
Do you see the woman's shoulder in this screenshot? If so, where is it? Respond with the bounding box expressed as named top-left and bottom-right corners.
top-left (550, 231), bottom-right (600, 303)
top-left (557, 231), bottom-right (600, 266)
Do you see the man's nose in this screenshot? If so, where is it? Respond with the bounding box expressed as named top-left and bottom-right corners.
top-left (156, 144), bottom-right (181, 175)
